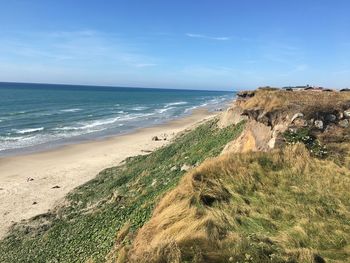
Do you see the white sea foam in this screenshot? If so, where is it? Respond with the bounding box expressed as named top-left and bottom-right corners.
top-left (156, 107), bottom-right (175, 114)
top-left (8, 111), bottom-right (27, 116)
top-left (14, 127), bottom-right (44, 134)
top-left (54, 113), bottom-right (153, 132)
top-left (164, 101), bottom-right (188, 107)
top-left (184, 106), bottom-right (199, 113)
top-left (0, 135), bottom-right (26, 142)
top-left (131, 106), bottom-right (149, 111)
top-left (53, 126), bottom-right (81, 131)
top-left (0, 134), bottom-right (44, 151)
top-left (60, 108), bottom-right (82, 113)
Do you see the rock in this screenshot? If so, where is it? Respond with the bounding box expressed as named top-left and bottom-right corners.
top-left (52, 185), bottom-right (60, 189)
top-left (181, 164), bottom-right (192, 172)
top-left (344, 110), bottom-right (350, 118)
top-left (170, 166), bottom-right (177, 171)
top-left (338, 111), bottom-right (344, 119)
top-left (325, 114), bottom-right (336, 122)
top-left (314, 120), bottom-right (324, 130)
top-left (217, 105), bottom-right (247, 128)
top-left (151, 179), bottom-right (157, 187)
top-left (339, 119), bottom-right (349, 128)
top-left (291, 113), bottom-right (304, 123)
top-left (268, 137), bottom-right (276, 149)
top-left (221, 120), bottom-right (273, 154)
top-left (152, 136), bottom-right (160, 141)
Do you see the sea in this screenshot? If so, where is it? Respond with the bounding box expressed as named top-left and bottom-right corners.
top-left (0, 82), bottom-right (235, 157)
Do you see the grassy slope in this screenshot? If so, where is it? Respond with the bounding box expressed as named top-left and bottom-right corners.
top-left (125, 90), bottom-right (350, 263)
top-left (128, 144), bottom-right (350, 263)
top-left (0, 119), bottom-right (245, 263)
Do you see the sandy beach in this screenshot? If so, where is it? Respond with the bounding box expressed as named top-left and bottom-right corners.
top-left (0, 109), bottom-right (216, 239)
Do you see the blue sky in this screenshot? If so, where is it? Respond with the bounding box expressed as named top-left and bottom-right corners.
top-left (0, 0), bottom-right (349, 90)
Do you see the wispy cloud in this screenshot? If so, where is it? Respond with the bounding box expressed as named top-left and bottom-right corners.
top-left (186, 33), bottom-right (230, 41)
top-left (0, 30), bottom-right (158, 69)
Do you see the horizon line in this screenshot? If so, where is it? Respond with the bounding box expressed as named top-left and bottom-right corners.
top-left (0, 81), bottom-right (234, 93)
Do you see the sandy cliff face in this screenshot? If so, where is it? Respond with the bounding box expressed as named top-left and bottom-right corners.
top-left (220, 89), bottom-right (350, 154)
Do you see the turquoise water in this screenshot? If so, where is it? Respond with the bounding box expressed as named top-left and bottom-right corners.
top-left (0, 82), bottom-right (234, 156)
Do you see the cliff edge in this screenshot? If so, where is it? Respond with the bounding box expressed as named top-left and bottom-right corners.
top-left (122, 89), bottom-right (350, 263)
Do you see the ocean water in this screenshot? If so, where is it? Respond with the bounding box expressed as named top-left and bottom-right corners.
top-left (0, 82), bottom-right (234, 156)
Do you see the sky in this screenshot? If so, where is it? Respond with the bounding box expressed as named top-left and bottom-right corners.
top-left (0, 0), bottom-right (349, 90)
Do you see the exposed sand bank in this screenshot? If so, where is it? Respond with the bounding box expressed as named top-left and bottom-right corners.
top-left (0, 109), bottom-right (216, 239)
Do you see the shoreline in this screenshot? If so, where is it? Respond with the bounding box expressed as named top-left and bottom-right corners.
top-left (0, 101), bottom-right (232, 159)
top-left (0, 108), bottom-right (217, 239)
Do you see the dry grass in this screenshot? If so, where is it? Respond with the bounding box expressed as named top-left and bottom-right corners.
top-left (240, 89), bottom-right (350, 114)
top-left (123, 143), bottom-right (350, 262)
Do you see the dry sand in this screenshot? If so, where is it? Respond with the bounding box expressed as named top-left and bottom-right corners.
top-left (0, 109), bottom-right (216, 239)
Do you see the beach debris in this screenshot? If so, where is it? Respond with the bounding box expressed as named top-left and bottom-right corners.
top-left (52, 185), bottom-right (61, 189)
top-left (152, 133), bottom-right (168, 141)
top-left (170, 166), bottom-right (177, 171)
top-left (152, 136), bottom-right (161, 141)
top-left (27, 177), bottom-right (34, 182)
top-left (161, 133), bottom-right (168, 140)
top-left (32, 201), bottom-right (38, 205)
top-left (141, 149), bottom-right (153, 153)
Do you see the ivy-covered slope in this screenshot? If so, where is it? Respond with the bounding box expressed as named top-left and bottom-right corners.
top-left (0, 119), bottom-right (245, 263)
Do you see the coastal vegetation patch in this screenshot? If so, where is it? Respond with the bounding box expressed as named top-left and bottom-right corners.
top-left (0, 119), bottom-right (245, 263)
